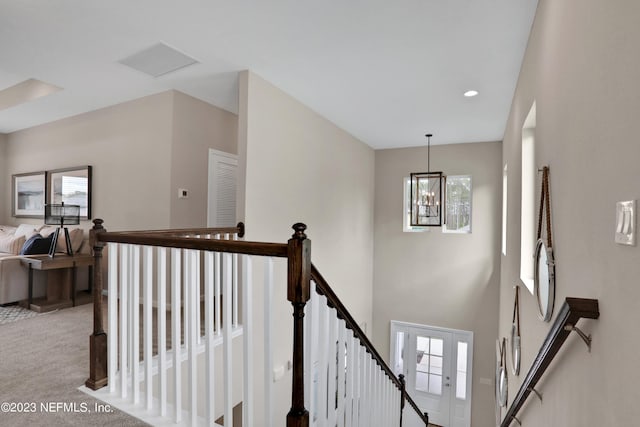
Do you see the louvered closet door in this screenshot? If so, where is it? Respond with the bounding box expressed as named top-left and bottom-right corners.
top-left (208, 149), bottom-right (238, 227)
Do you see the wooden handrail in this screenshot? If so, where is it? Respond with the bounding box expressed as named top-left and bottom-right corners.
top-left (108, 222), bottom-right (245, 238)
top-left (500, 297), bottom-right (599, 427)
top-left (96, 233), bottom-right (288, 257)
top-left (311, 264), bottom-right (429, 426)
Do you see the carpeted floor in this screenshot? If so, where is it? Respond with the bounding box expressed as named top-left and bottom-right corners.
top-left (0, 302), bottom-right (148, 427)
top-left (0, 304), bottom-right (39, 324)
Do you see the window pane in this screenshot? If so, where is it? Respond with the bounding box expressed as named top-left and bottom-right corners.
top-left (416, 371), bottom-right (429, 392)
top-left (429, 355), bottom-right (443, 375)
top-left (417, 336), bottom-right (430, 353)
top-left (456, 371), bottom-right (467, 399)
top-left (429, 374), bottom-right (442, 395)
top-left (456, 342), bottom-right (468, 400)
top-left (457, 342), bottom-right (468, 372)
top-left (394, 332), bottom-right (405, 377)
top-left (430, 338), bottom-right (443, 356)
top-left (444, 175), bottom-right (472, 233)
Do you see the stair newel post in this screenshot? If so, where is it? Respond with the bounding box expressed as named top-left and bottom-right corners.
top-left (286, 223), bottom-right (311, 427)
top-left (399, 374), bottom-right (406, 427)
top-left (85, 218), bottom-right (108, 390)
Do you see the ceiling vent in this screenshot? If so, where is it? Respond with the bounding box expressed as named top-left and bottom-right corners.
top-left (118, 42), bottom-right (199, 78)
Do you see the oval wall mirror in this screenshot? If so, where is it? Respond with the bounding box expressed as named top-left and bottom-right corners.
top-left (534, 238), bottom-right (555, 321)
top-left (497, 338), bottom-right (508, 407)
top-left (510, 286), bottom-right (521, 375)
top-left (534, 166), bottom-right (556, 322)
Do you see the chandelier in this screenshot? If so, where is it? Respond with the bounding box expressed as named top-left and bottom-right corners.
top-left (410, 134), bottom-right (446, 227)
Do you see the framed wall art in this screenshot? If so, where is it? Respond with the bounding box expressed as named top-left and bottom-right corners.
top-left (12, 171), bottom-right (46, 218)
top-left (46, 165), bottom-right (92, 219)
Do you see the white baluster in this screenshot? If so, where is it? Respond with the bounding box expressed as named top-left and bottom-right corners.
top-left (306, 288), bottom-right (319, 425)
top-left (232, 234), bottom-right (238, 329)
top-left (108, 243), bottom-right (118, 394)
top-left (352, 341), bottom-right (360, 427)
top-left (327, 310), bottom-right (337, 426)
top-left (171, 248), bottom-right (182, 423)
top-left (195, 250), bottom-right (201, 347)
top-left (204, 251), bottom-right (215, 425)
top-left (214, 237), bottom-right (221, 336)
top-left (157, 247), bottom-right (167, 417)
top-left (242, 255), bottom-right (253, 427)
top-left (143, 246), bottom-right (153, 410)
top-left (316, 295), bottom-right (329, 427)
top-left (119, 244), bottom-right (129, 399)
top-left (345, 331), bottom-right (354, 427)
top-left (337, 320), bottom-right (346, 427)
top-left (264, 258), bottom-right (274, 427)
top-left (131, 245), bottom-right (140, 404)
top-left (187, 250), bottom-right (198, 427)
top-left (223, 253), bottom-right (233, 426)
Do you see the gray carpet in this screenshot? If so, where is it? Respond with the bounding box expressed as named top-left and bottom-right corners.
top-left (0, 302), bottom-right (148, 427)
top-left (0, 304), bottom-right (39, 324)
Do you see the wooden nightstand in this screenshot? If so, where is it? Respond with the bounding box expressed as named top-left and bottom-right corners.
top-left (20, 254), bottom-right (94, 313)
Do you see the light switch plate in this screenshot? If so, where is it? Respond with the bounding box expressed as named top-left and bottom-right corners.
top-left (615, 200), bottom-right (636, 245)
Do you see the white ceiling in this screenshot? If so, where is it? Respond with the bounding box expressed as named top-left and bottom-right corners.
top-left (0, 0), bottom-right (538, 149)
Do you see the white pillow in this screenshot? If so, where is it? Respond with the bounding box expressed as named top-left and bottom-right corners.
top-left (15, 224), bottom-right (38, 239)
top-left (0, 234), bottom-right (26, 255)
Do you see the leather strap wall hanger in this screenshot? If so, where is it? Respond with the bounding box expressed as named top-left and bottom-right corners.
top-left (510, 286), bottom-right (521, 375)
top-left (534, 166), bottom-right (556, 322)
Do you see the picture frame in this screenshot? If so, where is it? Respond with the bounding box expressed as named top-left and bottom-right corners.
top-left (12, 171), bottom-right (46, 218)
top-left (46, 165), bottom-right (92, 219)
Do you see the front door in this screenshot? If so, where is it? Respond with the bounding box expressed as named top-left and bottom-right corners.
top-left (391, 322), bottom-right (473, 427)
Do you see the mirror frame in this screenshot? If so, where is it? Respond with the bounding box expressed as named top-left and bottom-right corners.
top-left (510, 324), bottom-right (520, 376)
top-left (534, 238), bottom-right (556, 322)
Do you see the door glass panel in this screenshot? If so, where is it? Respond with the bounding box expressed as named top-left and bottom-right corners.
top-left (415, 335), bottom-right (443, 395)
top-left (429, 374), bottom-right (442, 394)
top-left (417, 336), bottom-right (430, 353)
top-left (416, 371), bottom-right (429, 391)
top-left (456, 342), bottom-right (468, 399)
top-left (429, 355), bottom-right (443, 375)
top-left (394, 331), bottom-right (405, 377)
top-left (431, 338), bottom-right (443, 356)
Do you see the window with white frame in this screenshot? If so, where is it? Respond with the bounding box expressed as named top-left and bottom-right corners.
top-left (502, 164), bottom-right (508, 255)
top-left (443, 175), bottom-right (472, 233)
top-left (520, 102), bottom-right (536, 294)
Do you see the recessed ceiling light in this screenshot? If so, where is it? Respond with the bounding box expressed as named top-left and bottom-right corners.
top-left (464, 90), bottom-right (479, 97)
top-left (0, 79), bottom-right (62, 111)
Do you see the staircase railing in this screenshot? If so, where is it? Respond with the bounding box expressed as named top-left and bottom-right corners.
top-left (85, 220), bottom-right (428, 426)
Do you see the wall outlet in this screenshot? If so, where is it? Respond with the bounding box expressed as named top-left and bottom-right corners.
top-left (178, 188), bottom-right (189, 199)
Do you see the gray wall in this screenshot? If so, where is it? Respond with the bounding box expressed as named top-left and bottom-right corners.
top-left (238, 70), bottom-right (375, 423)
top-left (499, 0), bottom-right (640, 425)
top-left (2, 91), bottom-right (237, 231)
top-left (0, 134), bottom-right (5, 224)
top-left (373, 141), bottom-right (502, 427)
top-left (170, 91), bottom-right (238, 228)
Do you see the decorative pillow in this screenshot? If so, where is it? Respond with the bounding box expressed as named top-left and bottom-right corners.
top-left (0, 234), bottom-right (26, 255)
top-left (0, 226), bottom-right (17, 236)
top-left (15, 224), bottom-right (39, 239)
top-left (20, 234), bottom-right (54, 255)
top-left (58, 228), bottom-right (84, 254)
